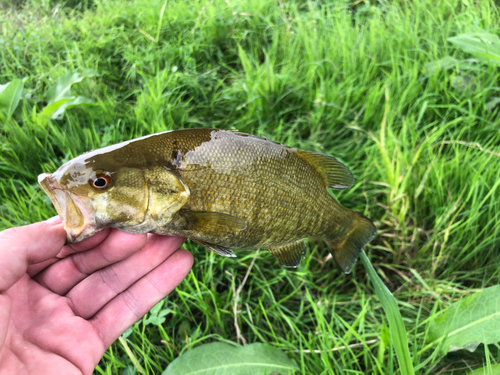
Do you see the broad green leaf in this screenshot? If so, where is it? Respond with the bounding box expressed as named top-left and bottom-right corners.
top-left (0, 82), bottom-right (10, 95)
top-left (0, 79), bottom-right (24, 120)
top-left (424, 56), bottom-right (458, 75)
top-left (448, 33), bottom-right (500, 65)
top-left (38, 70), bottom-right (97, 124)
top-left (50, 96), bottom-right (94, 120)
top-left (144, 300), bottom-right (173, 326)
top-left (360, 251), bottom-right (414, 375)
top-left (37, 96), bottom-right (95, 125)
top-left (46, 70), bottom-right (96, 105)
top-left (467, 363), bottom-right (500, 375)
top-left (424, 56), bottom-right (482, 75)
top-left (427, 285), bottom-right (500, 354)
top-left (162, 342), bottom-right (298, 375)
top-left (38, 98), bottom-right (73, 122)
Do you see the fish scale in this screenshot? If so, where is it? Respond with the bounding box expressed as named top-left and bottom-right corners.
top-left (177, 132), bottom-right (344, 249)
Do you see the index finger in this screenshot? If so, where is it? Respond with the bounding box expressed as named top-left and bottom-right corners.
top-left (0, 220), bottom-right (66, 292)
top-left (40, 216), bottom-right (113, 258)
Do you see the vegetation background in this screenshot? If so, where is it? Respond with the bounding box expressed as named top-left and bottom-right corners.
top-left (1, 0), bottom-right (499, 373)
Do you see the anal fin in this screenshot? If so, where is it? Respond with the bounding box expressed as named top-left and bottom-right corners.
top-left (191, 239), bottom-right (236, 258)
top-left (268, 239), bottom-right (307, 268)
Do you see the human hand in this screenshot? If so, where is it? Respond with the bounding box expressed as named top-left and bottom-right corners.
top-left (0, 218), bottom-right (193, 375)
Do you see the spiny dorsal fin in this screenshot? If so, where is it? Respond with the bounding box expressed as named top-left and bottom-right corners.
top-left (191, 239), bottom-right (236, 258)
top-left (296, 150), bottom-right (354, 190)
top-left (268, 239), bottom-right (307, 268)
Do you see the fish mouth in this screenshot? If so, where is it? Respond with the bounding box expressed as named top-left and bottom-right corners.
top-left (38, 173), bottom-right (99, 243)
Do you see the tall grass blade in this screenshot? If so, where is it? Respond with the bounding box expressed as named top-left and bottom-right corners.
top-left (360, 251), bottom-right (414, 374)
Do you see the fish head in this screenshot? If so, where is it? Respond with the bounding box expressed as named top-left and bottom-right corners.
top-left (38, 162), bottom-right (112, 243)
top-left (38, 148), bottom-right (189, 243)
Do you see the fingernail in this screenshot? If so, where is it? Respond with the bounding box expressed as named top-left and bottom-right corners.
top-left (44, 216), bottom-right (61, 224)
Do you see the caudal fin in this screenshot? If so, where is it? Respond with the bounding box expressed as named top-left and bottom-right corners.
top-left (326, 211), bottom-right (376, 274)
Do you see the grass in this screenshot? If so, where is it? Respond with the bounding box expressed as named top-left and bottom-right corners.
top-left (1, 0), bottom-right (500, 373)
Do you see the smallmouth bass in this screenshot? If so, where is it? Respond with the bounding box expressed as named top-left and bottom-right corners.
top-left (38, 128), bottom-right (376, 273)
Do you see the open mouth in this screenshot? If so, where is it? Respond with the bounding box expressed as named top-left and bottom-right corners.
top-left (38, 173), bottom-right (99, 243)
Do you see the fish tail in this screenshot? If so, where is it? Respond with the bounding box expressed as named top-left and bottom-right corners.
top-left (326, 210), bottom-right (376, 274)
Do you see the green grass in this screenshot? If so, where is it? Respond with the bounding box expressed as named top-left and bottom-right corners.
top-left (1, 0), bottom-right (500, 373)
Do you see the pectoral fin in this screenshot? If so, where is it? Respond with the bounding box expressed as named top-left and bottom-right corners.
top-left (191, 239), bottom-right (236, 258)
top-left (180, 211), bottom-right (247, 233)
top-left (268, 239), bottom-right (307, 268)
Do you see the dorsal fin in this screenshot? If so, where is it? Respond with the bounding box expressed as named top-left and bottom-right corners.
top-left (295, 150), bottom-right (354, 189)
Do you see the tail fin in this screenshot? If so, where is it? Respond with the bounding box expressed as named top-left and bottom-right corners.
top-left (326, 211), bottom-right (376, 274)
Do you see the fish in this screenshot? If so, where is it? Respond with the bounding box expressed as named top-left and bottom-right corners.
top-left (38, 128), bottom-right (376, 273)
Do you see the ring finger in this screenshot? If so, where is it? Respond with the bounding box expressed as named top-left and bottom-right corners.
top-left (65, 234), bottom-right (186, 319)
top-left (34, 229), bottom-right (147, 295)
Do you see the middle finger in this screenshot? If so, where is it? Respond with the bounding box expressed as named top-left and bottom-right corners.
top-left (35, 229), bottom-right (147, 295)
top-left (66, 234), bottom-right (186, 319)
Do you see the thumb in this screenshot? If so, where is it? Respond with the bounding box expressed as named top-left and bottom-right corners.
top-left (0, 220), bottom-right (66, 292)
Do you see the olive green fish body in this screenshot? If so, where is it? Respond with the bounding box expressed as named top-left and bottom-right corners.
top-left (166, 133), bottom-right (348, 248)
top-left (38, 128), bottom-right (376, 272)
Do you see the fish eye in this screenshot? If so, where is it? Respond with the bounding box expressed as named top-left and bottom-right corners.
top-left (91, 173), bottom-right (112, 189)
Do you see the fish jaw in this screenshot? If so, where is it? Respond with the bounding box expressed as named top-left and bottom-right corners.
top-left (38, 173), bottom-right (101, 243)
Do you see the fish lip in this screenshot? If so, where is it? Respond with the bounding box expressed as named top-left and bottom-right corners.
top-left (38, 173), bottom-right (64, 218)
top-left (38, 173), bottom-right (100, 243)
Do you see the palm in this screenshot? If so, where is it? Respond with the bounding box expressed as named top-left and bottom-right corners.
top-left (0, 222), bottom-right (193, 374)
top-left (5, 276), bottom-right (103, 374)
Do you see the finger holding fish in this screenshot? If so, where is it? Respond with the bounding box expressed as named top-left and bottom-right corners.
top-left (35, 229), bottom-right (148, 295)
